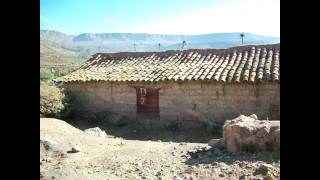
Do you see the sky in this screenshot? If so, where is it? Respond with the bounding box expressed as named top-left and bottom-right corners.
top-left (40, 0), bottom-right (280, 37)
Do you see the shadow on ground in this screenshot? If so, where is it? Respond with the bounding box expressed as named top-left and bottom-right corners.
top-left (185, 146), bottom-right (280, 166)
top-left (67, 119), bottom-right (221, 143)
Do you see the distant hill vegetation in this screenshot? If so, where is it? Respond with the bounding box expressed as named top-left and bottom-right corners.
top-left (40, 30), bottom-right (280, 66)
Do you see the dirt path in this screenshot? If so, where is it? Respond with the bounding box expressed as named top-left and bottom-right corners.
top-left (40, 118), bottom-right (279, 180)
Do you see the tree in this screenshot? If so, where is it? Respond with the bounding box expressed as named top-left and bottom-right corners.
top-left (240, 33), bottom-right (245, 44)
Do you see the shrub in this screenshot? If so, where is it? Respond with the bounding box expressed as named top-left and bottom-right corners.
top-left (240, 142), bottom-right (257, 153)
top-left (40, 68), bottom-right (54, 81)
top-left (40, 67), bottom-right (76, 82)
top-left (40, 84), bottom-right (70, 118)
top-left (51, 67), bottom-right (75, 77)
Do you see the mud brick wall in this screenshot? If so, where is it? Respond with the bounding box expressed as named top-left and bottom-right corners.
top-left (158, 81), bottom-right (279, 128)
top-left (64, 81), bottom-right (279, 128)
top-left (65, 81), bottom-right (137, 122)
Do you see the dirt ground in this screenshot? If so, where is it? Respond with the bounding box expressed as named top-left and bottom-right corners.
top-left (40, 118), bottom-right (280, 180)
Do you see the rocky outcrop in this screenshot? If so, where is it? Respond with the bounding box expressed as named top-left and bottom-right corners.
top-left (208, 114), bottom-right (280, 153)
top-left (84, 127), bottom-right (107, 138)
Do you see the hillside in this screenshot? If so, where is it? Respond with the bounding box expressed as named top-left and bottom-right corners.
top-left (40, 31), bottom-right (86, 67)
top-left (73, 32), bottom-right (279, 44)
top-left (40, 30), bottom-right (280, 66)
top-left (41, 30), bottom-right (279, 52)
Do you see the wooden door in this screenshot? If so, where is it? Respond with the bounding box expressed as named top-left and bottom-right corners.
top-left (136, 87), bottom-right (159, 113)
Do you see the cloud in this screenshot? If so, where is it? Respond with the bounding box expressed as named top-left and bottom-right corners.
top-left (105, 17), bottom-right (117, 23)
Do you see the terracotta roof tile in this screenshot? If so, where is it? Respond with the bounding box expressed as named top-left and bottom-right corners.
top-left (234, 51), bottom-right (248, 83)
top-left (58, 44), bottom-right (280, 83)
top-left (249, 48), bottom-right (261, 82)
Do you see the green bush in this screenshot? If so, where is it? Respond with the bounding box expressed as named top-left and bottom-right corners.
top-left (57, 67), bottom-right (77, 76)
top-left (40, 68), bottom-right (54, 81)
top-left (240, 142), bottom-right (257, 153)
top-left (40, 67), bottom-right (78, 82)
top-left (40, 84), bottom-right (70, 118)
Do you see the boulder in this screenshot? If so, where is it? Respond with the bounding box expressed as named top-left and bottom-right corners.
top-left (249, 114), bottom-right (258, 120)
top-left (84, 127), bottom-right (107, 138)
top-left (40, 139), bottom-right (55, 151)
top-left (208, 138), bottom-right (224, 148)
top-left (68, 147), bottom-right (80, 153)
top-left (222, 115), bottom-right (280, 153)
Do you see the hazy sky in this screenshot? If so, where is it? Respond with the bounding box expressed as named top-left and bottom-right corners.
top-left (40, 0), bottom-right (280, 37)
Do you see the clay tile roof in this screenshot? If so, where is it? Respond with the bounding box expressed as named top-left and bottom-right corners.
top-left (58, 44), bottom-right (280, 83)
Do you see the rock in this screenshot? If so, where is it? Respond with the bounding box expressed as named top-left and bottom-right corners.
top-left (250, 177), bottom-right (263, 180)
top-left (187, 149), bottom-right (197, 154)
top-left (40, 139), bottom-right (55, 151)
top-left (239, 174), bottom-right (247, 180)
top-left (184, 174), bottom-right (193, 180)
top-left (208, 138), bottom-right (222, 147)
top-left (84, 127), bottom-right (107, 138)
top-left (203, 146), bottom-right (211, 151)
top-left (254, 164), bottom-right (274, 176)
top-left (222, 115), bottom-right (280, 153)
top-left (42, 157), bottom-right (52, 162)
top-left (181, 154), bottom-right (188, 158)
top-left (264, 174), bottom-right (276, 180)
top-left (219, 173), bottom-right (225, 177)
top-left (249, 114), bottom-right (258, 120)
top-left (67, 147), bottom-right (80, 153)
top-left (212, 162), bottom-right (218, 166)
top-left (155, 171), bottom-right (162, 176)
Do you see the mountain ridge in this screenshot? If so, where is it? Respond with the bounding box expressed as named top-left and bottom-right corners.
top-left (40, 30), bottom-right (279, 66)
top-left (41, 30), bottom-right (279, 46)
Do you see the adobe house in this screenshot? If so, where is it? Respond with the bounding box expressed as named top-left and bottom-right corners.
top-left (58, 44), bottom-right (280, 129)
